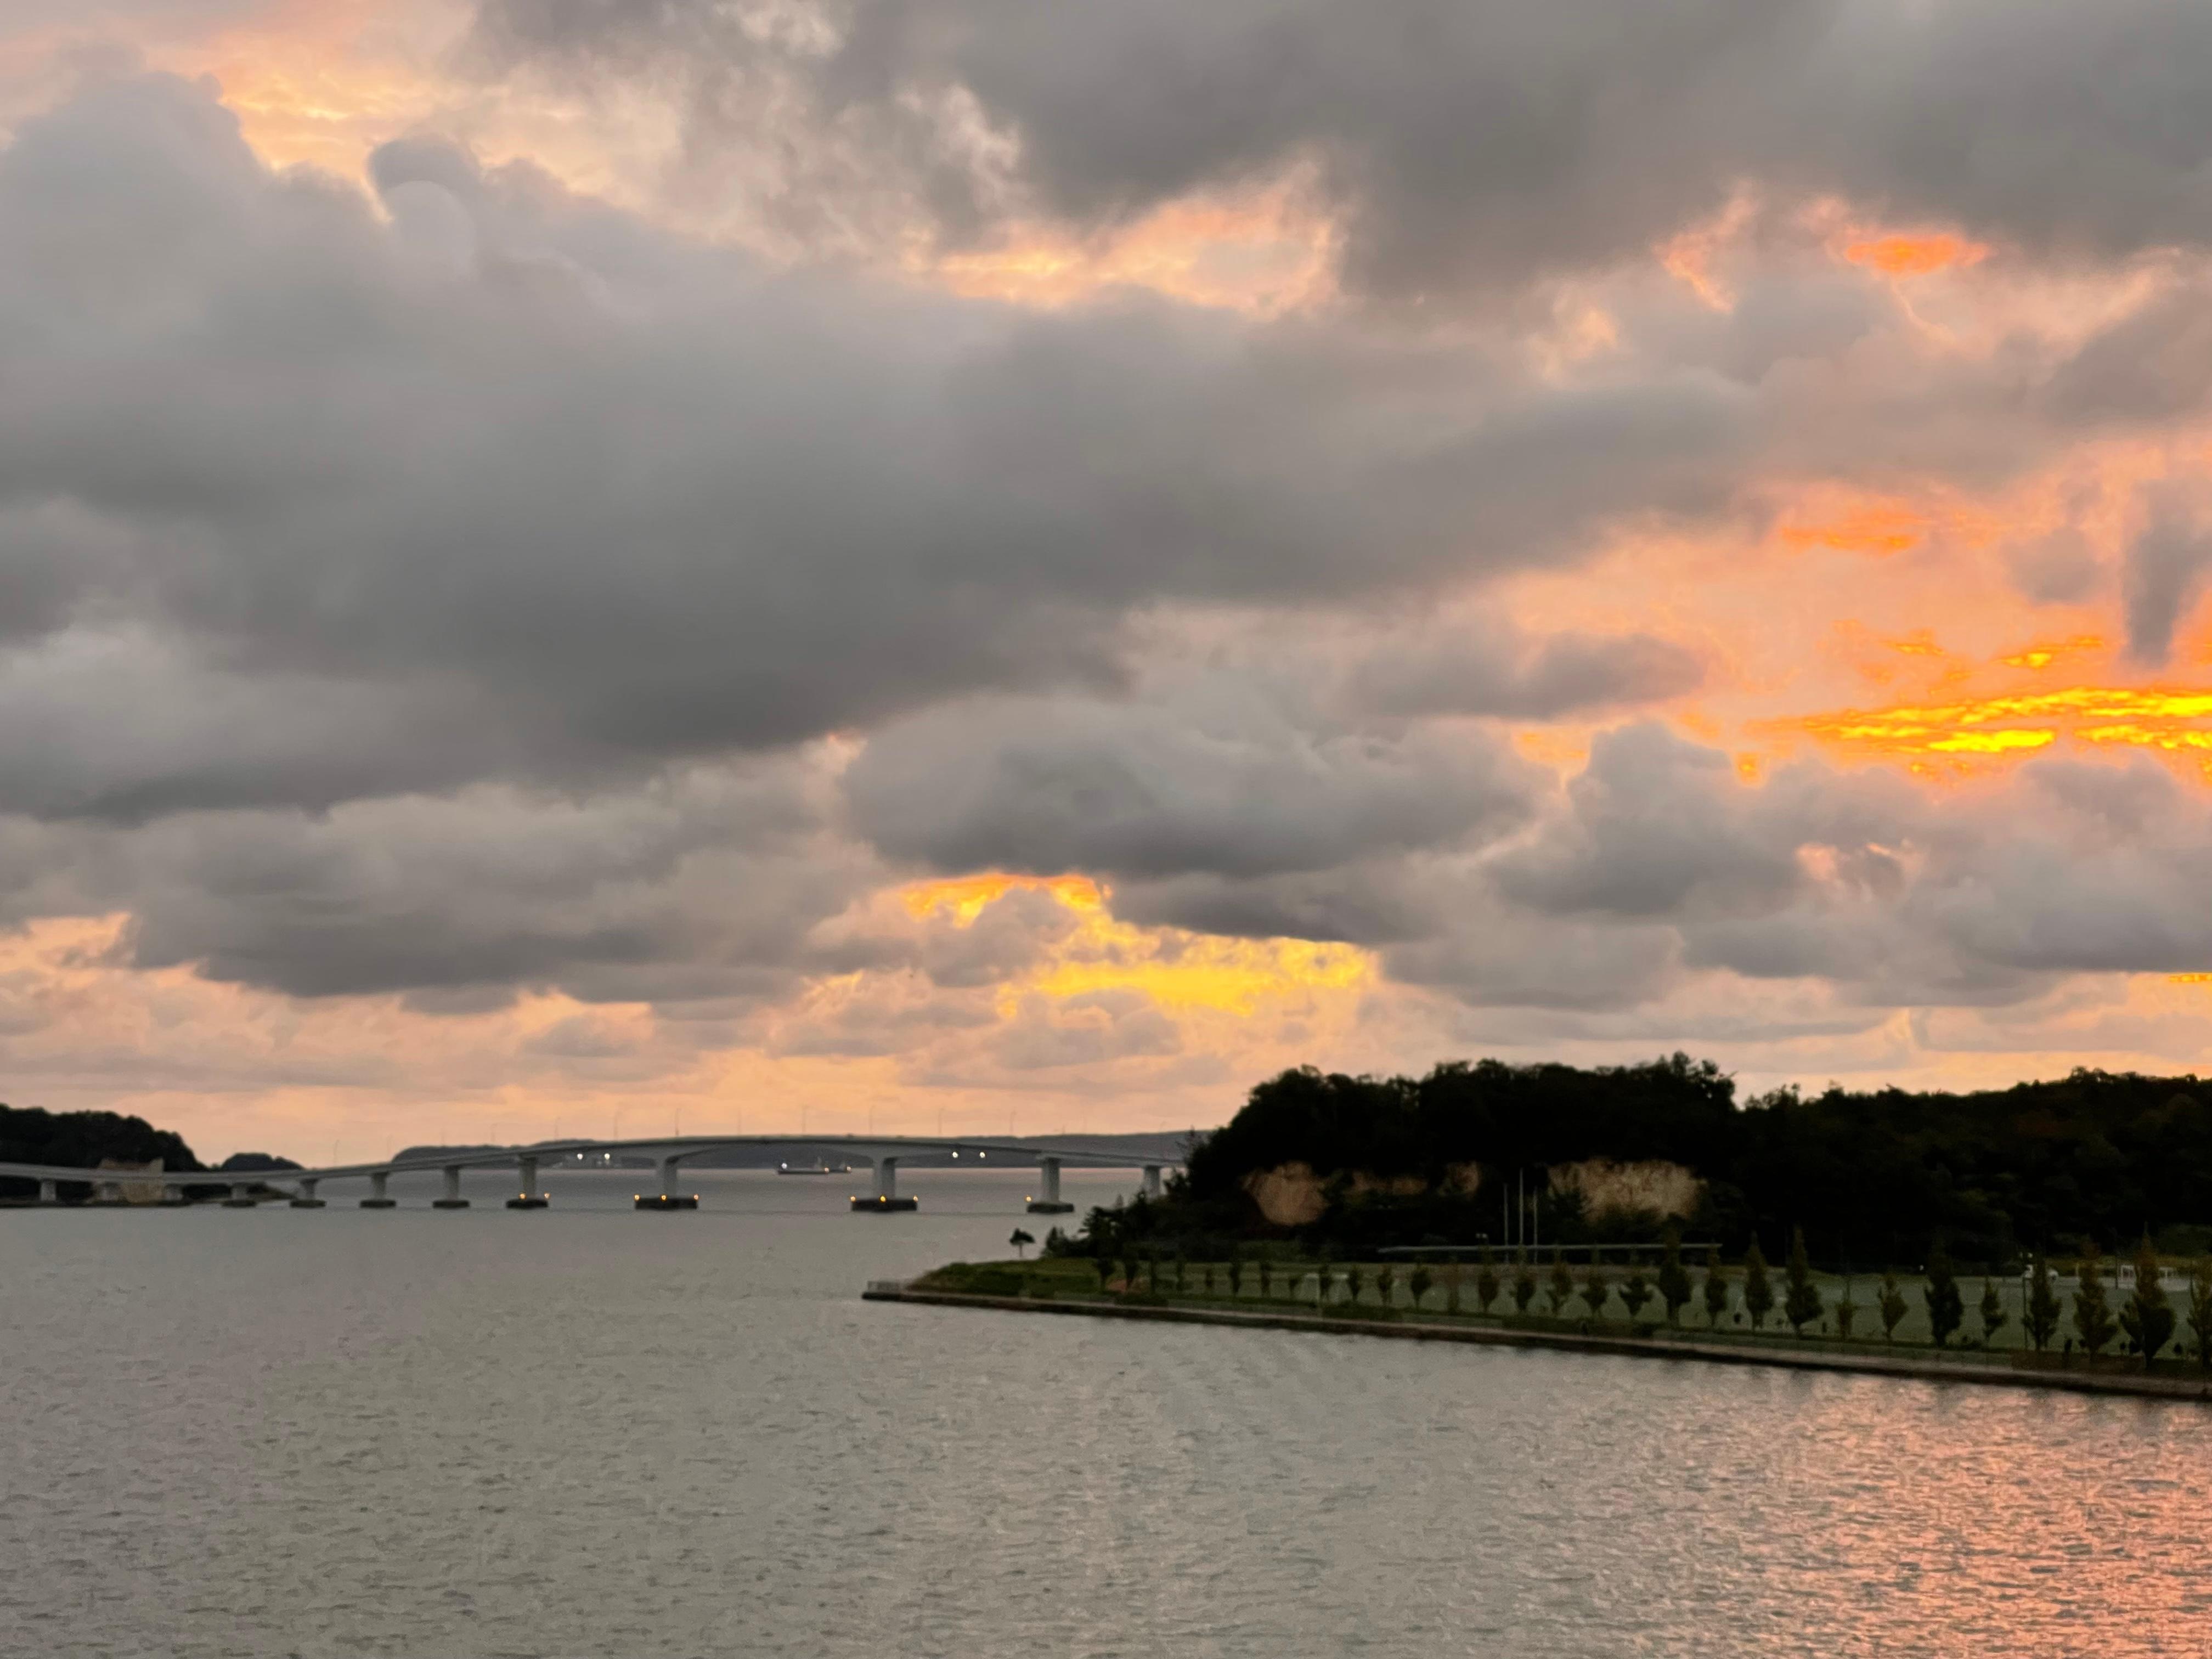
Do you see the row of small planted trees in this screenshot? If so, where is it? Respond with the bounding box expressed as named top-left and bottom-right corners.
top-left (1084, 1232), bottom-right (2212, 1370)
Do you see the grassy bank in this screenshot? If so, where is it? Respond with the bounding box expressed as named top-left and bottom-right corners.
top-left (896, 1256), bottom-right (2212, 1395)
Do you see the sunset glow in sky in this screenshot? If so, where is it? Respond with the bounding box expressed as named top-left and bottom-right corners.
top-left (12, 0), bottom-right (2212, 1158)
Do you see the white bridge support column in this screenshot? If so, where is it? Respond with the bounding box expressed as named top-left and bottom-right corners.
top-left (37, 1177), bottom-right (56, 1205)
top-left (660, 1155), bottom-right (681, 1199)
top-left (1142, 1164), bottom-right (1164, 1200)
top-left (223, 1181), bottom-right (256, 1207)
top-left (363, 1170), bottom-right (393, 1207)
top-left (434, 1164), bottom-right (470, 1209)
top-left (507, 1155), bottom-right (546, 1209)
top-left (162, 1182), bottom-right (182, 1205)
top-left (853, 1155), bottom-right (916, 1211)
top-left (290, 1177), bottom-right (325, 1209)
top-left (1028, 1156), bottom-right (1073, 1214)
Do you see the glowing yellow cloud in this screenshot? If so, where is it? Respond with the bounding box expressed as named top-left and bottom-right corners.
top-left (897, 871), bottom-right (1371, 1013)
top-left (900, 873), bottom-right (1105, 922)
top-left (1786, 686), bottom-right (2212, 766)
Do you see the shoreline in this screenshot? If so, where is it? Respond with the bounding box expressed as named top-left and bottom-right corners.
top-left (862, 1285), bottom-right (2212, 1403)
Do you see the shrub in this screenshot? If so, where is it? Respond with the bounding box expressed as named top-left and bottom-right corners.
top-left (1978, 1276), bottom-right (2008, 1348)
top-left (2073, 1246), bottom-right (2117, 1357)
top-left (2024, 1256), bottom-right (2061, 1351)
top-left (1701, 1250), bottom-right (1731, 1329)
top-left (2118, 1238), bottom-right (2175, 1369)
top-left (1475, 1260), bottom-right (1502, 1315)
top-left (1547, 1252), bottom-right (1575, 1316)
top-left (1924, 1242), bottom-right (1963, 1348)
top-left (1782, 1228), bottom-right (1822, 1336)
top-left (1878, 1272), bottom-right (1909, 1343)
top-left (1657, 1229), bottom-right (1693, 1326)
top-left (1742, 1240), bottom-right (1774, 1333)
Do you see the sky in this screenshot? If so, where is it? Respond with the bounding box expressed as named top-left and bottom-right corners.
top-left (12, 1), bottom-right (2212, 1159)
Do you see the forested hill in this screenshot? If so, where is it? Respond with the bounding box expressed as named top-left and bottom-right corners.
top-left (1159, 1057), bottom-right (2212, 1266)
top-left (0, 1104), bottom-right (205, 1194)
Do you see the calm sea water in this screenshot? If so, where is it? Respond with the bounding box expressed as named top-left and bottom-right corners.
top-left (5, 1166), bottom-right (2209, 1657)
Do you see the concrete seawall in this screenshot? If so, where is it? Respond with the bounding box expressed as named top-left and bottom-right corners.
top-left (863, 1285), bottom-right (2212, 1404)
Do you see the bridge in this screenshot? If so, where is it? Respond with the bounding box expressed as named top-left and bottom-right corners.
top-left (0, 1133), bottom-right (1181, 1214)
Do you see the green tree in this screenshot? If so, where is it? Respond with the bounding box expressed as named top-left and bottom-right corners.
top-left (1977, 1277), bottom-right (2008, 1348)
top-left (1878, 1272), bottom-right (1909, 1343)
top-left (1742, 1240), bottom-right (1774, 1333)
top-left (2024, 1257), bottom-right (2061, 1351)
top-left (1547, 1251), bottom-right (1575, 1316)
top-left (1657, 1229), bottom-right (1693, 1327)
top-left (1579, 1261), bottom-right (1611, 1321)
top-left (1009, 1228), bottom-right (1035, 1260)
top-left (1782, 1227), bottom-right (1822, 1336)
top-left (2118, 1238), bottom-right (2175, 1369)
top-left (1348, 1262), bottom-right (1370, 1306)
top-left (1475, 1260), bottom-right (1503, 1315)
top-left (1834, 1277), bottom-right (1860, 1340)
top-left (1924, 1242), bottom-right (1963, 1348)
top-left (1620, 1264), bottom-right (1655, 1324)
top-left (1409, 1265), bottom-right (1434, 1311)
top-left (1376, 1265), bottom-right (1397, 1308)
top-left (1511, 1254), bottom-right (1539, 1315)
top-left (1701, 1250), bottom-right (1731, 1329)
top-left (2187, 1258), bottom-right (2212, 1372)
top-left (2073, 1246), bottom-right (2117, 1357)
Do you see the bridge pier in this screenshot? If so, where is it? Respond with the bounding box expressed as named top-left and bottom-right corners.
top-left (506, 1155), bottom-right (549, 1209)
top-left (361, 1170), bottom-right (395, 1208)
top-left (222, 1181), bottom-right (257, 1207)
top-left (433, 1165), bottom-right (470, 1209)
top-left (853, 1155), bottom-right (917, 1212)
top-left (162, 1182), bottom-right (184, 1205)
top-left (1028, 1156), bottom-right (1073, 1214)
top-left (1142, 1164), bottom-right (1164, 1200)
top-left (636, 1154), bottom-right (698, 1210)
top-left (290, 1177), bottom-right (326, 1209)
top-left (37, 1177), bottom-right (57, 1205)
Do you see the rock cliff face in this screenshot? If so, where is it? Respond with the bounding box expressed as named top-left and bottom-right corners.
top-left (1241, 1156), bottom-right (1700, 1227)
top-left (95, 1158), bottom-right (165, 1204)
top-left (1549, 1159), bottom-right (1702, 1221)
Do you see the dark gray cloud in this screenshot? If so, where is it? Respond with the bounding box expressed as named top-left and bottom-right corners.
top-left (0, 71), bottom-right (1770, 829)
top-left (1347, 622), bottom-right (1703, 719)
top-left (473, 0), bottom-right (2212, 297)
top-left (2123, 483), bottom-right (2212, 664)
top-left (842, 685), bottom-right (1539, 881)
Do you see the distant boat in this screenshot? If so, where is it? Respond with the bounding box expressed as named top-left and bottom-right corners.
top-left (778, 1160), bottom-right (852, 1175)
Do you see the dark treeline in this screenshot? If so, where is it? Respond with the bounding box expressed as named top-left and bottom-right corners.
top-left (0, 1104), bottom-right (205, 1198)
top-left (1106, 1056), bottom-right (2212, 1268)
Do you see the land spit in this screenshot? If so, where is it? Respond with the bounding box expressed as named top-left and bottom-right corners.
top-left (864, 1283), bottom-right (2212, 1403)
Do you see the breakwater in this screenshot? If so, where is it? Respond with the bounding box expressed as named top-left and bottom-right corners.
top-left (864, 1283), bottom-right (2212, 1403)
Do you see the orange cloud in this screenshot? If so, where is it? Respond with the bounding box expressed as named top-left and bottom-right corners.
top-left (1844, 233), bottom-right (1990, 279)
top-left (1778, 503), bottom-right (1926, 555)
